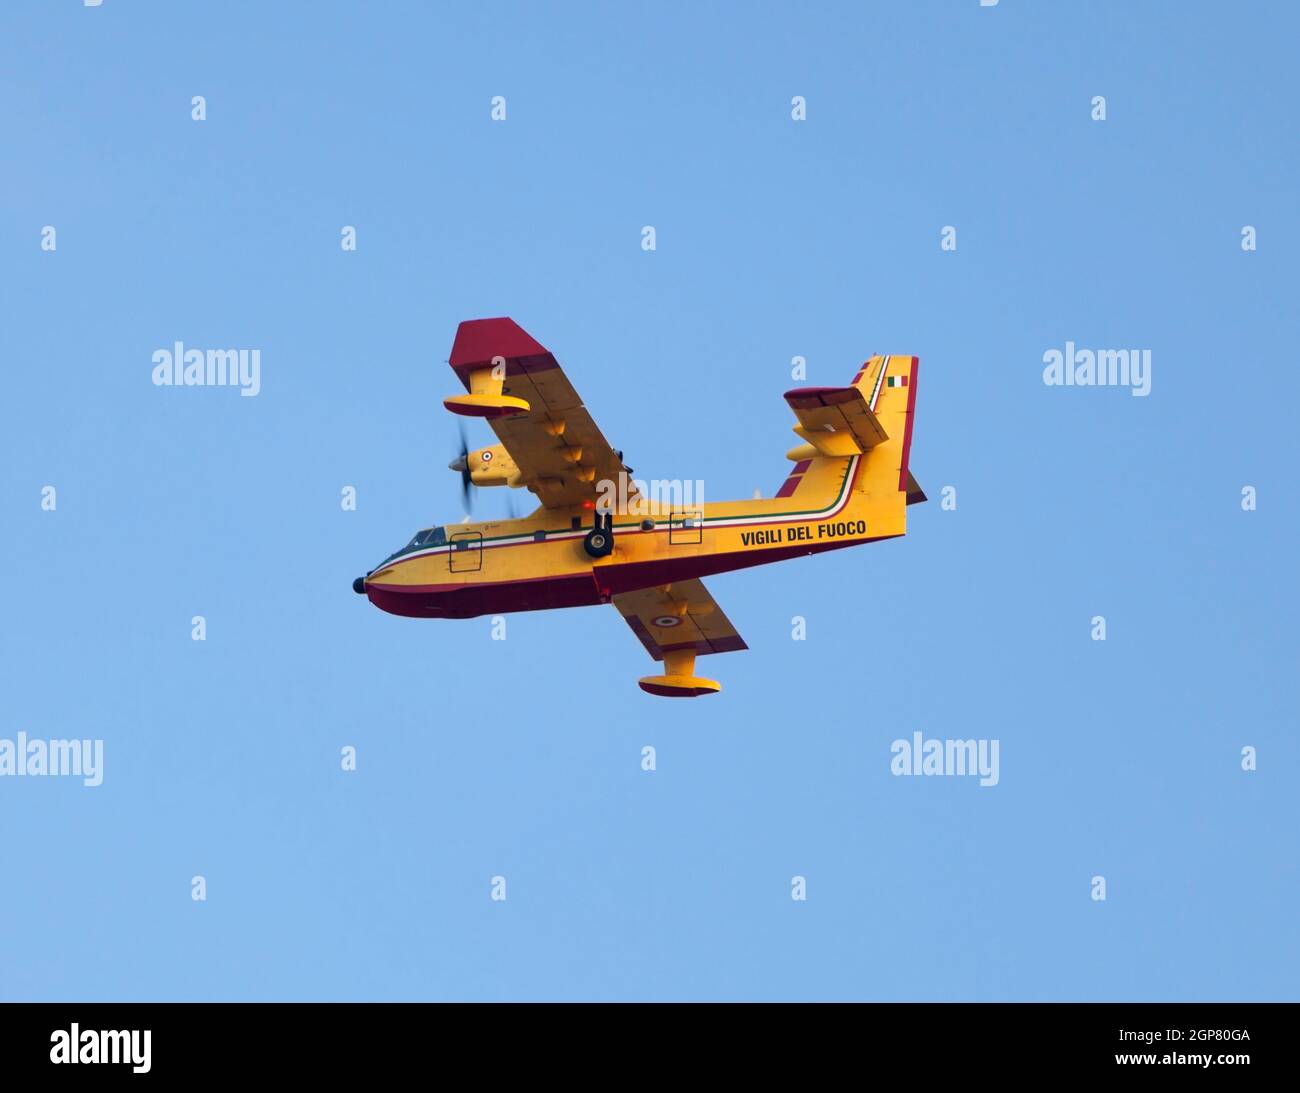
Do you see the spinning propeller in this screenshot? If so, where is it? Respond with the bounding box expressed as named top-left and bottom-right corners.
top-left (449, 422), bottom-right (473, 511)
top-left (449, 422), bottom-right (518, 517)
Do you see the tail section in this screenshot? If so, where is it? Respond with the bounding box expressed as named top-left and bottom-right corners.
top-left (780, 354), bottom-right (923, 508)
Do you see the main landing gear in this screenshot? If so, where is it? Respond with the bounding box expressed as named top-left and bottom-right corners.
top-left (583, 511), bottom-right (615, 558)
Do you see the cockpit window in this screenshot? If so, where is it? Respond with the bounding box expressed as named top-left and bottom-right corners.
top-left (407, 527), bottom-right (446, 550)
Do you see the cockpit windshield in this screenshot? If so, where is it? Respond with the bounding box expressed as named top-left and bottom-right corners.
top-left (406, 526), bottom-right (447, 551)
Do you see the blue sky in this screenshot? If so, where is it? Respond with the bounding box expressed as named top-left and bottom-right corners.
top-left (1, 1), bottom-right (1296, 1001)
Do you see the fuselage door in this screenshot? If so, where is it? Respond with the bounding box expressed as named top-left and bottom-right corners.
top-left (449, 531), bottom-right (483, 572)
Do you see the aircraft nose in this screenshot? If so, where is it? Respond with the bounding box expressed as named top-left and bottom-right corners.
top-left (448, 455), bottom-right (467, 472)
top-left (352, 576), bottom-right (367, 595)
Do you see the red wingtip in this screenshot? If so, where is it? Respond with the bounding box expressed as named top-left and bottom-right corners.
top-left (449, 318), bottom-right (548, 370)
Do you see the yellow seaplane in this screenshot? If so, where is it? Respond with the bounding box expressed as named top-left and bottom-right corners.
top-left (354, 318), bottom-right (924, 696)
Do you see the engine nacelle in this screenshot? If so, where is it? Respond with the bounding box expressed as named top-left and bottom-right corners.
top-left (465, 444), bottom-right (523, 488)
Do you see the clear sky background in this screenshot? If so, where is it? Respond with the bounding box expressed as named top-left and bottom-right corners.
top-left (1, 1), bottom-right (1296, 1001)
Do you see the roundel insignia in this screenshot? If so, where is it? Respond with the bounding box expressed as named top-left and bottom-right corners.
top-left (481, 450), bottom-right (493, 462)
top-left (652, 615), bottom-right (682, 628)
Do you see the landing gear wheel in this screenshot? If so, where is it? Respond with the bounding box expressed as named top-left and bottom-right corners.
top-left (584, 511), bottom-right (615, 558)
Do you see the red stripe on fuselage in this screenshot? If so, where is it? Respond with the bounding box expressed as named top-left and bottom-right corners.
top-left (897, 356), bottom-right (919, 492)
top-left (367, 571), bottom-right (603, 619)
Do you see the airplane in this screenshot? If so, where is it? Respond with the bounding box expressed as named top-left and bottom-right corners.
top-left (353, 317), bottom-right (924, 696)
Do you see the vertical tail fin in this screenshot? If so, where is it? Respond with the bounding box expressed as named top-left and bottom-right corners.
top-left (852, 354), bottom-right (920, 500)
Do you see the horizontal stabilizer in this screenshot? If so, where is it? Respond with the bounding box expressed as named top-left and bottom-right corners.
top-left (784, 386), bottom-right (889, 456)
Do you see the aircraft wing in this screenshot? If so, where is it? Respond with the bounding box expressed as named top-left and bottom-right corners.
top-left (446, 318), bottom-right (634, 510)
top-left (614, 579), bottom-right (748, 662)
